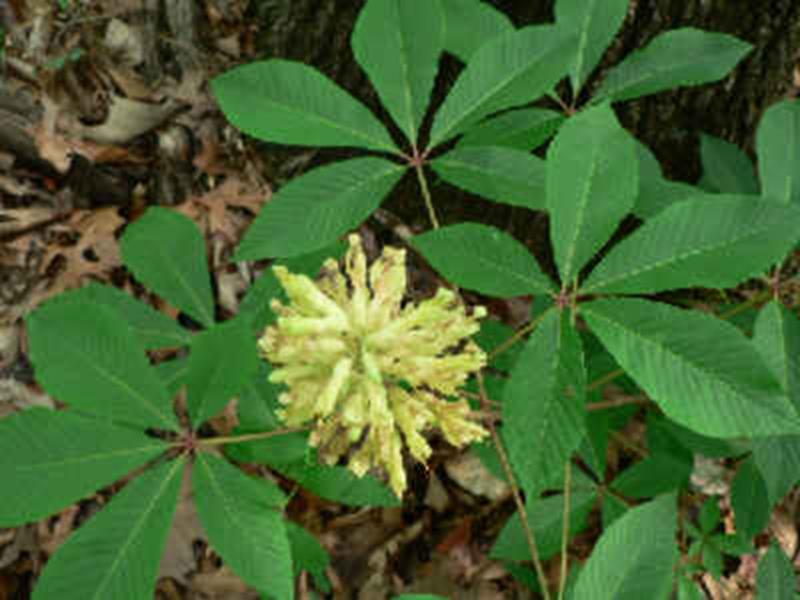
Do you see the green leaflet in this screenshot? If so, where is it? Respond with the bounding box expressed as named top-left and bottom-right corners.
top-left (411, 222), bottom-right (555, 296)
top-left (429, 25), bottom-right (575, 147)
top-left (491, 470), bottom-right (596, 563)
top-left (593, 28), bottom-right (752, 103)
top-left (26, 295), bottom-right (178, 431)
top-left (547, 103), bottom-right (637, 284)
top-left (610, 450), bottom-right (692, 500)
top-left (234, 157), bottom-right (406, 260)
top-left (502, 310), bottom-right (586, 496)
top-left (756, 99), bottom-right (800, 205)
top-left (753, 436), bottom-right (800, 507)
top-left (431, 145), bottom-right (547, 210)
top-left (273, 461), bottom-right (399, 507)
top-left (157, 356), bottom-right (189, 396)
top-left (632, 138), bottom-right (698, 219)
top-left (752, 301), bottom-right (800, 413)
top-left (555, 0), bottom-right (628, 94)
top-left (730, 457), bottom-right (770, 538)
top-left (0, 409), bottom-right (168, 526)
top-left (68, 282), bottom-right (191, 350)
top-left (352, 0), bottom-right (443, 145)
top-left (582, 195), bottom-right (800, 294)
top-left (457, 107), bottom-right (564, 151)
top-left (32, 457), bottom-right (184, 600)
top-left (193, 453), bottom-right (293, 599)
top-left (121, 207), bottom-right (215, 328)
top-left (440, 0), bottom-right (513, 62)
top-left (752, 302), bottom-right (800, 506)
top-left (286, 521), bottom-right (331, 593)
top-left (185, 318), bottom-right (260, 427)
top-left (237, 241), bottom-right (345, 333)
top-left (756, 542), bottom-right (796, 600)
top-left (582, 298), bottom-right (800, 438)
top-left (698, 133), bottom-right (759, 195)
top-left (211, 59), bottom-right (397, 153)
top-left (571, 494), bottom-right (678, 600)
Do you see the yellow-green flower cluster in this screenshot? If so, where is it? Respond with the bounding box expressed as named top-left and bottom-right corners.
top-left (259, 234), bottom-right (488, 497)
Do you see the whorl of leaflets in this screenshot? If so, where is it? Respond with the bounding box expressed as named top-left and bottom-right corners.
top-left (259, 234), bottom-right (488, 496)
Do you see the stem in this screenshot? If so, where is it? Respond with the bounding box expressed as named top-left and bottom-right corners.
top-left (477, 371), bottom-right (552, 600)
top-left (488, 306), bottom-right (554, 362)
top-left (414, 162), bottom-right (440, 230)
top-left (586, 395), bottom-right (651, 412)
top-left (195, 426), bottom-right (310, 448)
top-left (557, 461), bottom-right (572, 600)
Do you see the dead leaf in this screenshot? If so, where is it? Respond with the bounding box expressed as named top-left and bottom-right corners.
top-left (35, 207), bottom-right (124, 299)
top-left (159, 463), bottom-right (204, 584)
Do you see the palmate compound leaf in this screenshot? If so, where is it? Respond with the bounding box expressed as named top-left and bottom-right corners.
top-left (439, 0), bottom-right (514, 62)
top-left (192, 453), bottom-right (293, 599)
top-left (581, 298), bottom-right (800, 438)
top-left (121, 207), bottom-right (215, 328)
top-left (352, 0), bottom-right (443, 145)
top-left (211, 59), bottom-right (397, 154)
top-left (0, 408), bottom-right (169, 527)
top-left (581, 195), bottom-right (800, 294)
top-left (756, 99), bottom-right (800, 205)
top-left (571, 494), bottom-right (678, 600)
top-left (410, 222), bottom-right (555, 297)
top-left (592, 28), bottom-right (752, 104)
top-left (428, 25), bottom-right (576, 148)
top-left (431, 145), bottom-right (547, 210)
top-left (234, 157), bottom-right (406, 260)
top-left (555, 0), bottom-right (628, 95)
top-left (547, 102), bottom-right (637, 285)
top-left (185, 318), bottom-right (260, 428)
top-left (32, 457), bottom-right (184, 600)
top-left (501, 309), bottom-right (586, 496)
top-left (26, 294), bottom-right (178, 431)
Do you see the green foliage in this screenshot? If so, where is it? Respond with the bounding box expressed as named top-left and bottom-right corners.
top-left (32, 458), bottom-right (185, 600)
top-left (411, 223), bottom-right (554, 296)
top-left (756, 100), bottom-right (800, 205)
top-left (502, 310), bottom-right (586, 496)
top-left (121, 207), bottom-right (216, 327)
top-left (192, 453), bottom-right (293, 597)
top-left (572, 494), bottom-right (678, 599)
top-left (11, 209), bottom-right (394, 598)
top-left (8, 0), bottom-right (800, 597)
top-left (431, 145), bottom-right (547, 210)
top-left (546, 102), bottom-right (637, 284)
top-left (698, 133), bottom-right (759, 194)
top-left (757, 542), bottom-right (796, 600)
top-left (592, 28), bottom-right (752, 103)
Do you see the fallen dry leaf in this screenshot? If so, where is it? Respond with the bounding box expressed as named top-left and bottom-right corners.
top-left (30, 207), bottom-right (125, 300)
